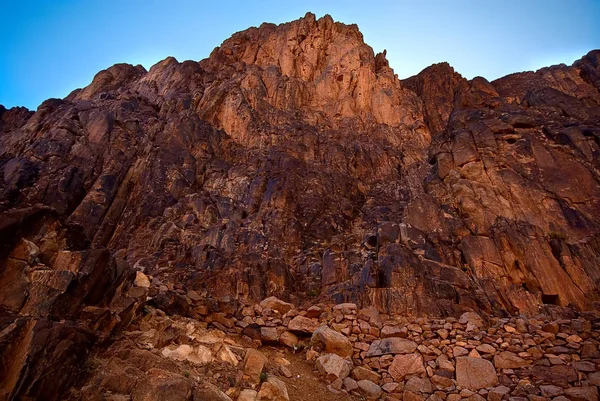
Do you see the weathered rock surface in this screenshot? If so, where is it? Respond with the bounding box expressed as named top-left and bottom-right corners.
top-left (456, 357), bottom-right (498, 390)
top-left (315, 353), bottom-right (352, 381)
top-left (311, 325), bottom-right (353, 357)
top-left (366, 338), bottom-right (418, 356)
top-left (388, 353), bottom-right (425, 381)
top-left (1, 11), bottom-right (600, 400)
top-left (256, 376), bottom-right (289, 401)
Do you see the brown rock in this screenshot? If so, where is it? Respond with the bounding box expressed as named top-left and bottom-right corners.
top-left (2, 13), bottom-right (600, 400)
top-left (493, 351), bottom-right (530, 369)
top-left (366, 338), bottom-right (418, 357)
top-left (430, 375), bottom-right (454, 389)
top-left (315, 353), bottom-right (352, 382)
top-left (459, 312), bottom-right (484, 327)
top-left (564, 387), bottom-right (598, 401)
top-left (352, 366), bottom-right (382, 384)
top-left (382, 325), bottom-right (409, 338)
top-left (305, 306), bottom-right (323, 319)
top-left (589, 371), bottom-right (600, 386)
top-left (530, 365), bottom-right (577, 388)
top-left (455, 357), bottom-right (498, 390)
top-left (279, 365), bottom-right (292, 378)
top-left (238, 389), bottom-right (259, 401)
top-left (404, 391), bottom-right (427, 401)
top-left (257, 376), bottom-right (289, 401)
top-left (278, 331), bottom-right (299, 348)
top-left (194, 383), bottom-right (233, 401)
top-left (134, 271), bottom-right (151, 288)
top-left (344, 377), bottom-right (359, 391)
top-left (475, 344), bottom-right (496, 354)
top-left (288, 316), bottom-right (320, 333)
top-left (357, 379), bottom-right (383, 400)
top-left (311, 326), bottom-right (353, 358)
top-left (244, 349), bottom-right (268, 388)
top-left (542, 322), bottom-right (560, 334)
top-left (259, 297), bottom-right (293, 314)
top-left (540, 385), bottom-right (564, 398)
top-left (405, 377), bottom-right (433, 393)
top-left (260, 327), bottom-right (279, 343)
top-left (131, 368), bottom-right (193, 401)
top-left (388, 353), bottom-right (426, 381)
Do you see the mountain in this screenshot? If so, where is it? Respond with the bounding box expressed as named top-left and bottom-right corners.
top-left (1, 13), bottom-right (599, 400)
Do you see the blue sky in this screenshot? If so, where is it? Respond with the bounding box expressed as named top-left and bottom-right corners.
top-left (1, 0), bottom-right (599, 110)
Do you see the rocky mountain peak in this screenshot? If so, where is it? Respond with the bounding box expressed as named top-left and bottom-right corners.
top-left (203, 12), bottom-right (368, 80)
top-left (195, 12), bottom-right (415, 140)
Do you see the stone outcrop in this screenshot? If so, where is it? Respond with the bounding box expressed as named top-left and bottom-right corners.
top-left (0, 11), bottom-right (600, 400)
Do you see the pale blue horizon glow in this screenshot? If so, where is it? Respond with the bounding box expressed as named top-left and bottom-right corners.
top-left (1, 0), bottom-right (599, 110)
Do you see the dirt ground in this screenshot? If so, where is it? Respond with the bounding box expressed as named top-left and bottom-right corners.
top-left (262, 346), bottom-right (357, 401)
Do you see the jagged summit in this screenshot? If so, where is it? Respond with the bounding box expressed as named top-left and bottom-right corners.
top-left (0, 13), bottom-right (599, 400)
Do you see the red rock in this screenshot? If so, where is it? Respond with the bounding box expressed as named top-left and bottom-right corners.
top-left (455, 357), bottom-right (498, 390)
top-left (1, 12), bottom-right (600, 400)
top-left (388, 353), bottom-right (426, 381)
top-left (311, 326), bottom-right (353, 358)
top-left (259, 296), bottom-right (293, 314)
top-left (366, 338), bottom-right (418, 357)
top-left (257, 376), bottom-right (289, 401)
top-left (244, 349), bottom-right (268, 388)
top-left (564, 387), bottom-right (599, 401)
top-left (288, 316), bottom-right (320, 333)
top-left (278, 331), bottom-right (299, 348)
top-left (493, 351), bottom-right (530, 369)
top-left (315, 353), bottom-right (352, 382)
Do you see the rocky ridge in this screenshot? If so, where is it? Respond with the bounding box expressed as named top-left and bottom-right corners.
top-left (1, 12), bottom-right (600, 400)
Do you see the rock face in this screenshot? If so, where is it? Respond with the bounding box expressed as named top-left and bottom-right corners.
top-left (1, 12), bottom-right (600, 400)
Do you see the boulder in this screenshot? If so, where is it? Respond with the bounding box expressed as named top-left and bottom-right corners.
top-left (405, 376), bottom-right (433, 393)
top-left (493, 351), bottom-right (530, 369)
top-left (455, 357), bottom-right (498, 390)
top-left (458, 312), bottom-right (484, 327)
top-left (278, 331), bottom-right (298, 348)
top-left (315, 353), bottom-right (352, 382)
top-left (388, 353), bottom-right (425, 381)
top-left (530, 365), bottom-right (577, 388)
top-left (381, 325), bottom-right (408, 338)
top-left (564, 387), bottom-right (599, 401)
top-left (161, 344), bottom-right (212, 365)
top-left (131, 368), bottom-right (193, 401)
top-left (540, 385), bottom-right (564, 398)
top-left (237, 389), bottom-right (258, 401)
top-left (257, 376), bottom-right (289, 401)
top-left (194, 383), bottom-right (233, 401)
top-left (260, 327), bottom-right (279, 343)
top-left (366, 338), bottom-right (417, 357)
top-left (589, 371), bottom-right (600, 386)
top-left (288, 316), bottom-right (320, 333)
top-left (343, 377), bottom-right (359, 391)
top-left (244, 349), bottom-right (268, 387)
top-left (311, 326), bottom-right (353, 358)
top-left (259, 297), bottom-right (293, 314)
top-left (357, 380), bottom-right (383, 400)
top-left (352, 366), bottom-right (381, 384)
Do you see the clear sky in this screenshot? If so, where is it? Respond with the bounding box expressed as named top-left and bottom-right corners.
top-left (2, 0), bottom-right (599, 110)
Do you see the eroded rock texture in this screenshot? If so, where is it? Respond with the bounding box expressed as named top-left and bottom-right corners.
top-left (1, 13), bottom-right (599, 399)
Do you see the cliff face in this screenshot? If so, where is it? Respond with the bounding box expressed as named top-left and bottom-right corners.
top-left (1, 13), bottom-right (600, 399)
